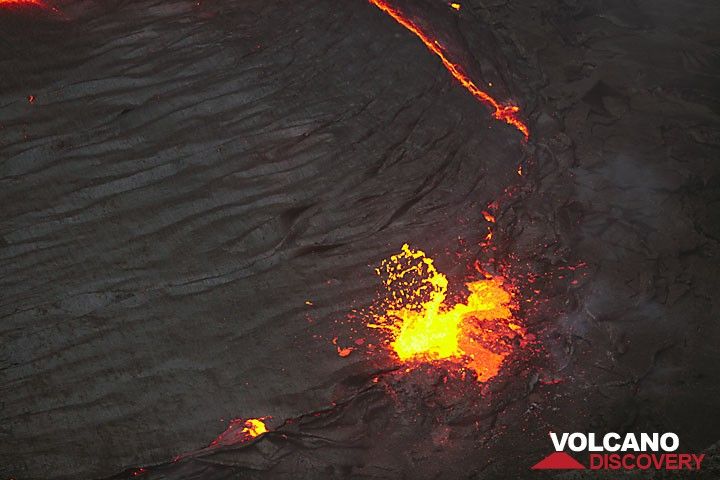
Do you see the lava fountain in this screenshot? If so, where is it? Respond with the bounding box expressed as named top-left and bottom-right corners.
top-left (368, 244), bottom-right (525, 381)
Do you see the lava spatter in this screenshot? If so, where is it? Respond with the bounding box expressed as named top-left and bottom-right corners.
top-left (367, 244), bottom-right (525, 381)
top-left (368, 0), bottom-right (529, 139)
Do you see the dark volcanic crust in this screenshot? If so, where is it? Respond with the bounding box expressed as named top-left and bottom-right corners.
top-left (1, 0), bottom-right (719, 479)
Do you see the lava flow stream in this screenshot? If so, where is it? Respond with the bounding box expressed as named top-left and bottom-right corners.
top-left (367, 244), bottom-right (525, 381)
top-left (368, 0), bottom-right (529, 139)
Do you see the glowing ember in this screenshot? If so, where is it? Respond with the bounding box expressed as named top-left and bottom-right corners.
top-left (368, 244), bottom-right (523, 381)
top-left (368, 0), bottom-right (529, 139)
top-left (333, 336), bottom-right (355, 357)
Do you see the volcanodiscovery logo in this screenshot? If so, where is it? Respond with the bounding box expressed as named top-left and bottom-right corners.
top-left (532, 432), bottom-right (705, 472)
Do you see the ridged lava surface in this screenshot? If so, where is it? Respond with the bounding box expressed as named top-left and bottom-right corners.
top-left (1, 0), bottom-right (719, 479)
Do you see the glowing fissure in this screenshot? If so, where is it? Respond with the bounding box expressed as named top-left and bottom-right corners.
top-left (368, 244), bottom-right (524, 381)
top-left (368, 0), bottom-right (529, 139)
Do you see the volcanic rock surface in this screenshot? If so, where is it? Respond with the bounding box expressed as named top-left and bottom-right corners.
top-left (1, 0), bottom-right (719, 479)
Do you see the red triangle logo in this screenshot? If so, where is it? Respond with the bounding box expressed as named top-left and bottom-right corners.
top-left (531, 451), bottom-right (586, 470)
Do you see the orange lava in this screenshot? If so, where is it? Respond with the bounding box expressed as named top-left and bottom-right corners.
top-left (333, 336), bottom-right (355, 357)
top-left (368, 244), bottom-right (524, 381)
top-left (368, 0), bottom-right (529, 139)
top-left (0, 0), bottom-right (45, 7)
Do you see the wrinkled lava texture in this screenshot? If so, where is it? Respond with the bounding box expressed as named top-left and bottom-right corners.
top-left (1, 0), bottom-right (720, 479)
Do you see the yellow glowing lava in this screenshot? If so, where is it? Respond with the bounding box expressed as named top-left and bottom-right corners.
top-left (243, 418), bottom-right (268, 437)
top-left (369, 244), bottom-right (522, 381)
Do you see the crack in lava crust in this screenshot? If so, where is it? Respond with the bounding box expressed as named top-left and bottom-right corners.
top-left (368, 244), bottom-right (525, 381)
top-left (368, 0), bottom-right (530, 139)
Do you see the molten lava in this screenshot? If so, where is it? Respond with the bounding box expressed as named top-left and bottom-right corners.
top-left (368, 244), bottom-right (524, 381)
top-left (368, 0), bottom-right (529, 139)
top-left (208, 417), bottom-right (268, 448)
top-left (242, 418), bottom-right (268, 437)
top-left (0, 0), bottom-right (45, 7)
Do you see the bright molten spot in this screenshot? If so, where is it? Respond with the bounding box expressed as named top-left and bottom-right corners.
top-left (369, 244), bottom-right (523, 381)
top-left (208, 417), bottom-right (268, 449)
top-left (242, 418), bottom-right (268, 437)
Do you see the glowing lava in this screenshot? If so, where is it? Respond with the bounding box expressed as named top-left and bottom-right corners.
top-left (368, 0), bottom-right (529, 139)
top-left (368, 244), bottom-right (524, 381)
top-left (0, 0), bottom-right (45, 7)
top-left (208, 417), bottom-right (268, 448)
top-left (242, 418), bottom-right (268, 437)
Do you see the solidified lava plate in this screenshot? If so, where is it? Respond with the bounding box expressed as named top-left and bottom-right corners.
top-left (1, 0), bottom-right (720, 479)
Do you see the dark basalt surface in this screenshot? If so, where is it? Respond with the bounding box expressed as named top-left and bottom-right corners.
top-left (1, 0), bottom-right (719, 479)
